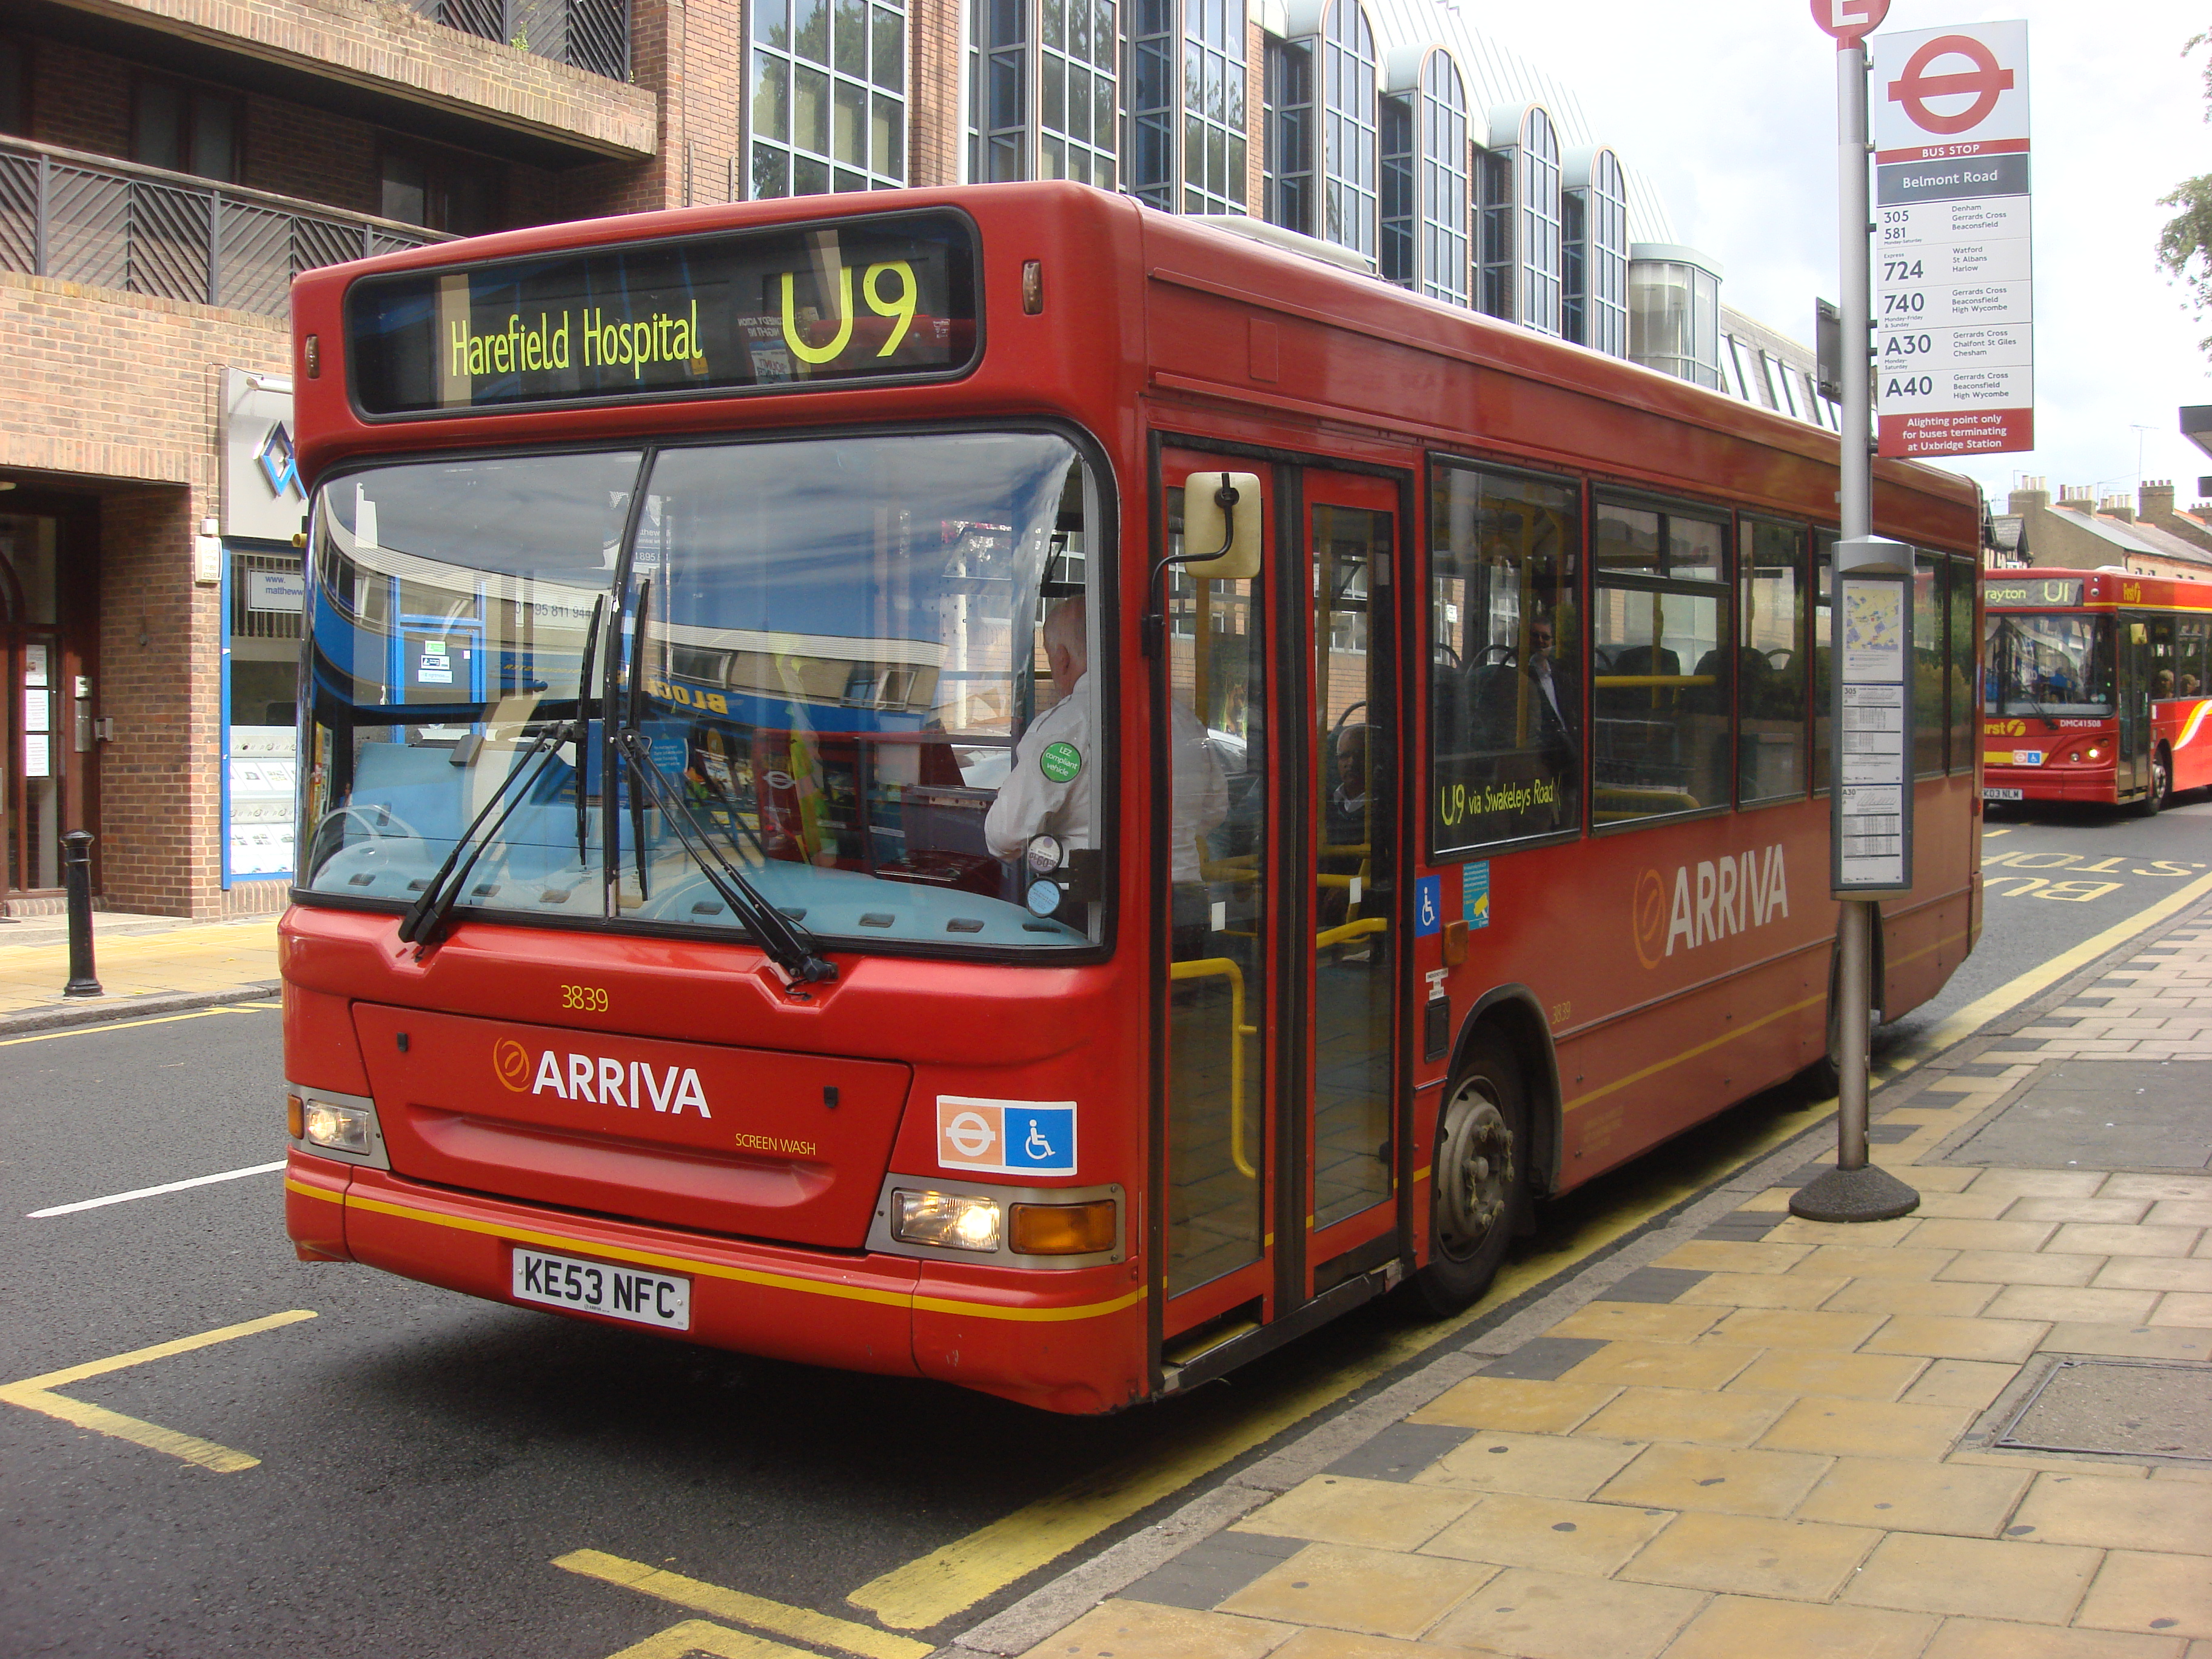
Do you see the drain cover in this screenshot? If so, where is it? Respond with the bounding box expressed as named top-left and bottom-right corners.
top-left (1996, 1358), bottom-right (2212, 1460)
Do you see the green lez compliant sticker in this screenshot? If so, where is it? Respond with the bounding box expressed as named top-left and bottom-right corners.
top-left (1040, 742), bottom-right (1084, 784)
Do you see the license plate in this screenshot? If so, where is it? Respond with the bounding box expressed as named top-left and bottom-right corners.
top-left (511, 1247), bottom-right (691, 1330)
top-left (1982, 788), bottom-right (2023, 801)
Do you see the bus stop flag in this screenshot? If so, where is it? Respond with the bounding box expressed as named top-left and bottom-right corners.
top-left (1870, 21), bottom-right (2033, 458)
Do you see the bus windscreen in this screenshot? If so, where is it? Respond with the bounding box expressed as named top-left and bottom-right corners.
top-left (347, 211), bottom-right (979, 417)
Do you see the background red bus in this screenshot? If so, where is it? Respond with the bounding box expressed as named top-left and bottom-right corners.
top-left (1983, 569), bottom-right (2212, 814)
top-left (280, 184), bottom-right (1982, 1414)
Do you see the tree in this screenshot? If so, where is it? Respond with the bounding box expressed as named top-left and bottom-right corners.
top-left (2158, 29), bottom-right (2212, 356)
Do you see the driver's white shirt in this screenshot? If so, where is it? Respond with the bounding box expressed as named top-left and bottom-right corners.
top-left (985, 680), bottom-right (1095, 862)
top-left (984, 677), bottom-right (1226, 882)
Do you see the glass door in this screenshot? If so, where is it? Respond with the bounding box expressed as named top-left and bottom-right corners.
top-left (0, 514), bottom-right (66, 897)
top-left (2117, 615), bottom-right (2151, 800)
top-left (1159, 453), bottom-right (1276, 1338)
top-left (1302, 476), bottom-right (1399, 1287)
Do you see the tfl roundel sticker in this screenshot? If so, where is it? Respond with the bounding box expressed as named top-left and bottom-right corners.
top-left (1039, 741), bottom-right (1084, 783)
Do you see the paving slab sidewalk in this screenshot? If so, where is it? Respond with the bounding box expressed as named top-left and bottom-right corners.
top-left (0, 912), bottom-right (281, 1036)
top-left (952, 911), bottom-right (2212, 1659)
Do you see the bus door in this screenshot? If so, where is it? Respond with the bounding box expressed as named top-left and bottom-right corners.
top-left (2118, 614), bottom-right (2151, 799)
top-left (1299, 474), bottom-right (1401, 1295)
top-left (1157, 451), bottom-right (1278, 1347)
top-left (1154, 453), bottom-right (1404, 1367)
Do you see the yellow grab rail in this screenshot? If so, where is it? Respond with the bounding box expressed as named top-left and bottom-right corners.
top-left (1168, 955), bottom-right (1261, 1179)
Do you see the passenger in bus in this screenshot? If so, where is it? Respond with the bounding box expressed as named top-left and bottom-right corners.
top-left (985, 596), bottom-right (1227, 888)
top-left (2155, 669), bottom-right (2176, 701)
top-left (1325, 721), bottom-right (1373, 851)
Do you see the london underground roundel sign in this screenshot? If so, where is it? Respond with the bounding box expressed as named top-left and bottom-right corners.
top-left (1810, 0), bottom-right (1889, 49)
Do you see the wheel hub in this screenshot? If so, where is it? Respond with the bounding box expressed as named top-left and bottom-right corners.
top-left (1436, 1083), bottom-right (1515, 1261)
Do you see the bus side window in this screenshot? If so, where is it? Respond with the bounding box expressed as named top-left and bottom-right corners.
top-left (1590, 501), bottom-right (1731, 824)
top-left (1946, 554), bottom-right (1976, 771)
top-left (2179, 616), bottom-right (2208, 698)
top-left (1739, 518), bottom-right (1808, 803)
top-left (1427, 460), bottom-right (1581, 857)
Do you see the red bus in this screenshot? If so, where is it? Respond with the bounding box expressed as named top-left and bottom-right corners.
top-left (280, 184), bottom-right (1983, 1415)
top-left (1983, 569), bottom-right (2212, 814)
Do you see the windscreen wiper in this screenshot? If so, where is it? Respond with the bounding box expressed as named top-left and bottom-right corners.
top-left (398, 720), bottom-right (572, 950)
top-left (617, 728), bottom-right (837, 984)
top-left (575, 594), bottom-right (606, 869)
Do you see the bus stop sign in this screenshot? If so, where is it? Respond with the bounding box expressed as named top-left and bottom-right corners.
top-left (1811, 0), bottom-right (1888, 48)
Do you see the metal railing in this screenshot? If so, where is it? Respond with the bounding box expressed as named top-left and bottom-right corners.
top-left (404, 0), bottom-right (631, 82)
top-left (0, 136), bottom-right (449, 319)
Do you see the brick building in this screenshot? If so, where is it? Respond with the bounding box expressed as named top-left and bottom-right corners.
top-left (1990, 478), bottom-right (2212, 583)
top-left (0, 0), bottom-right (1785, 915)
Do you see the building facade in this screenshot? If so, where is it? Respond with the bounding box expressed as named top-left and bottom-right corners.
top-left (1, 0), bottom-right (1805, 915)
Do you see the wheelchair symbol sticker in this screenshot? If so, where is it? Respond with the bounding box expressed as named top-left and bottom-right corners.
top-left (936, 1096), bottom-right (1078, 1175)
top-left (1414, 875), bottom-right (1442, 937)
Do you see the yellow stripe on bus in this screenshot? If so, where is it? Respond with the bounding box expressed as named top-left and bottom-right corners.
top-left (292, 1181), bottom-right (1145, 1324)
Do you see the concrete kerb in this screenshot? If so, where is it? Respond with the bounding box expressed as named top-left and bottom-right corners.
top-left (0, 984), bottom-right (284, 1039)
top-left (935, 888), bottom-right (2212, 1659)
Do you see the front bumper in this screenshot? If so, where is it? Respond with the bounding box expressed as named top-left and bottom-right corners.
top-left (285, 1150), bottom-right (1147, 1413)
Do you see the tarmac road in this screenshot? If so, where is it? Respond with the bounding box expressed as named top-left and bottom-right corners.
top-left (2, 791), bottom-right (2205, 1658)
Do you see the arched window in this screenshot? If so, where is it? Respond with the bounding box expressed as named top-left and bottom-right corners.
top-left (1317, 0), bottom-right (1376, 259)
top-left (1517, 106), bottom-right (1560, 335)
top-left (751, 0), bottom-right (910, 197)
top-left (1563, 145), bottom-right (1626, 355)
top-left (1477, 103), bottom-right (1560, 332)
top-left (1419, 50), bottom-right (1468, 307)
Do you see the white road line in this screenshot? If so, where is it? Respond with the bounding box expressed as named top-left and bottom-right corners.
top-left (28, 1161), bottom-right (286, 1219)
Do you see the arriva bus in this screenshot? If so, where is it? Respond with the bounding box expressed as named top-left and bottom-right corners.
top-left (280, 184), bottom-right (1983, 1414)
top-left (1983, 569), bottom-right (2212, 814)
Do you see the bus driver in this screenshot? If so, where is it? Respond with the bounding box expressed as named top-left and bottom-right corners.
top-left (987, 596), bottom-right (1226, 885)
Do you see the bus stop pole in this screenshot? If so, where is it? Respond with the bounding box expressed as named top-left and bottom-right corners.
top-left (1793, 39), bottom-right (1919, 1225)
top-left (1835, 41), bottom-right (1874, 1178)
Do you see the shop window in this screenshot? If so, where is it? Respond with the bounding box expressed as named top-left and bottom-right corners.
top-left (1740, 518), bottom-right (1807, 804)
top-left (1429, 461), bottom-right (1581, 854)
top-left (1592, 500), bottom-right (1731, 825)
top-left (133, 75), bottom-right (241, 183)
top-left (380, 146), bottom-right (502, 235)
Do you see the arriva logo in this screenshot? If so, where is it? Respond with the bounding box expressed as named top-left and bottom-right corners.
top-left (492, 1039), bottom-right (711, 1118)
top-left (1632, 845), bottom-right (1791, 969)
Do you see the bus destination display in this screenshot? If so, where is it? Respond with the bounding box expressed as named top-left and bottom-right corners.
top-left (347, 212), bottom-right (978, 416)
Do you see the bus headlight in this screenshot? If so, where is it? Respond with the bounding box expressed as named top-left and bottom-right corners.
top-left (892, 1190), bottom-right (1002, 1252)
top-left (301, 1101), bottom-right (372, 1154)
top-left (1010, 1199), bottom-right (1117, 1256)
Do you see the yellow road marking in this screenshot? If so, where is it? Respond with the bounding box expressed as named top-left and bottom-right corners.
top-left (603, 1620), bottom-right (816, 1659)
top-left (0, 1004), bottom-right (274, 1046)
top-left (848, 878), bottom-right (2212, 1632)
top-left (558, 1551), bottom-right (929, 1659)
top-left (0, 1310), bottom-right (316, 1472)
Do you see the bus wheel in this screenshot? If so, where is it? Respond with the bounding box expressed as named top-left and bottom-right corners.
top-left (2137, 748), bottom-right (2170, 817)
top-left (1416, 1036), bottom-right (1527, 1315)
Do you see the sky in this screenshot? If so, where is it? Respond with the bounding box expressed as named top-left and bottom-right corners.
top-left (1473, 0), bottom-right (2211, 514)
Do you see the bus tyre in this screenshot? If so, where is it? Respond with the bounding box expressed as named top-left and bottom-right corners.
top-left (1415, 1037), bottom-right (1527, 1316)
top-left (2138, 749), bottom-right (2170, 817)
